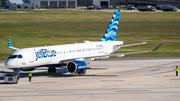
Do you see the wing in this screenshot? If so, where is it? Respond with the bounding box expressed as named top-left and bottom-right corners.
top-left (49, 43), bottom-right (163, 64)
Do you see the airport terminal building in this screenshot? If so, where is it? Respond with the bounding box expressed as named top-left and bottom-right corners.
top-left (126, 0), bottom-right (180, 7)
top-left (30, 0), bottom-right (77, 9)
top-left (1, 0), bottom-right (77, 9)
top-left (1, 0), bottom-right (180, 8)
top-left (78, 0), bottom-right (180, 8)
top-left (78, 0), bottom-right (109, 7)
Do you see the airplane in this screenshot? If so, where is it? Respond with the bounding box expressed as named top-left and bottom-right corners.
top-left (5, 10), bottom-right (162, 78)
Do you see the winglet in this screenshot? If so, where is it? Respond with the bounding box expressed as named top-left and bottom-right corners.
top-left (8, 39), bottom-right (13, 48)
top-left (152, 43), bottom-right (163, 52)
top-left (8, 39), bottom-right (19, 51)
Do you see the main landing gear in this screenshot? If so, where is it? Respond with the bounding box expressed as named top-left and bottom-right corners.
top-left (48, 67), bottom-right (56, 73)
top-left (78, 70), bottom-right (86, 75)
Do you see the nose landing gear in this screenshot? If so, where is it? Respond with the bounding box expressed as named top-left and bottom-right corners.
top-left (14, 69), bottom-right (21, 79)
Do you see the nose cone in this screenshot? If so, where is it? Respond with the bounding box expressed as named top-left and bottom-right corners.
top-left (5, 59), bottom-right (17, 69)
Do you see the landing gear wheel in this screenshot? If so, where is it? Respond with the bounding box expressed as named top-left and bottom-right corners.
top-left (48, 67), bottom-right (56, 73)
top-left (52, 67), bottom-right (56, 73)
top-left (78, 70), bottom-right (86, 75)
top-left (48, 68), bottom-right (52, 73)
top-left (82, 70), bottom-right (86, 74)
top-left (14, 69), bottom-right (18, 74)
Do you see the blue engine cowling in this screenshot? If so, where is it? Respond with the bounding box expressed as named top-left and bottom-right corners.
top-left (67, 60), bottom-right (87, 73)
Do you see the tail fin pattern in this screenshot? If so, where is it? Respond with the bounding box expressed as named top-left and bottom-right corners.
top-left (8, 39), bottom-right (13, 48)
top-left (8, 39), bottom-right (19, 51)
top-left (99, 10), bottom-right (120, 41)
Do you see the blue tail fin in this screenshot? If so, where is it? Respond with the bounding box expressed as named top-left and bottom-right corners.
top-left (99, 10), bottom-right (120, 41)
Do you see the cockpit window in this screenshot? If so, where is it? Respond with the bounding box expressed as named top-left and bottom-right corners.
top-left (8, 55), bottom-right (12, 59)
top-left (18, 55), bottom-right (23, 59)
top-left (8, 55), bottom-right (23, 59)
top-left (11, 55), bottom-right (17, 59)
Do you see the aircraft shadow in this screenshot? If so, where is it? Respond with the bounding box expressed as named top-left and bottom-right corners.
top-left (0, 67), bottom-right (116, 84)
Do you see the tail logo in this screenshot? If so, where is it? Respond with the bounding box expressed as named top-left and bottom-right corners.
top-left (106, 31), bottom-right (116, 37)
top-left (99, 10), bottom-right (120, 41)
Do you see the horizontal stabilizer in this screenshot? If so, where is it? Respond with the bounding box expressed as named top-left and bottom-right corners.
top-left (115, 42), bottom-right (147, 47)
top-left (112, 43), bottom-right (163, 57)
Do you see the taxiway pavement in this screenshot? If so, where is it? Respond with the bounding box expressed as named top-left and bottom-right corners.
top-left (0, 57), bottom-right (180, 101)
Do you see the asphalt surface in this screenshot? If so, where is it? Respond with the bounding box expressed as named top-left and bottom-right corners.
top-left (0, 57), bottom-right (180, 101)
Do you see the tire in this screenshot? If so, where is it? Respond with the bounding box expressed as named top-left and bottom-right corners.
top-left (48, 68), bottom-right (52, 73)
top-left (52, 67), bottom-right (56, 73)
top-left (82, 70), bottom-right (86, 74)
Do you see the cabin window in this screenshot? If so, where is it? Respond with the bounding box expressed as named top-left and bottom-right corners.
top-left (11, 55), bottom-right (17, 59)
top-left (18, 55), bottom-right (23, 59)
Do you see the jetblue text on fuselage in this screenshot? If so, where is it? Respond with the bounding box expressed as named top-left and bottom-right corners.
top-left (35, 49), bottom-right (56, 61)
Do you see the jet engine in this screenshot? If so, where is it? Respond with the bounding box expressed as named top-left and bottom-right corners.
top-left (67, 60), bottom-right (87, 74)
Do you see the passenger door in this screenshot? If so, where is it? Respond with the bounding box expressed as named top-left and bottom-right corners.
top-left (27, 50), bottom-right (35, 63)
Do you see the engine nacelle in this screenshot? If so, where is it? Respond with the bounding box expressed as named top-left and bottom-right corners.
top-left (67, 60), bottom-right (87, 73)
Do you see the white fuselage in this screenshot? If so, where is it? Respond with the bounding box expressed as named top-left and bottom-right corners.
top-left (5, 41), bottom-right (123, 69)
